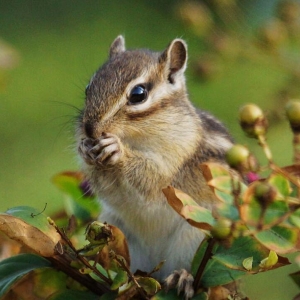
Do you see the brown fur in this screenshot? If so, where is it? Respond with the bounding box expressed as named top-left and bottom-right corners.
top-left (76, 36), bottom-right (233, 281)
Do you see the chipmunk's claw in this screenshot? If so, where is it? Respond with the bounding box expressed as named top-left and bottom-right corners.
top-left (164, 269), bottom-right (194, 300)
top-left (78, 133), bottom-right (122, 166)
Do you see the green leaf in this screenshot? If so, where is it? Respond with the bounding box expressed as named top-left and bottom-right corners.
top-left (289, 208), bottom-right (300, 228)
top-left (52, 172), bottom-right (100, 221)
top-left (1, 267), bottom-right (72, 300)
top-left (152, 289), bottom-right (196, 300)
top-left (254, 225), bottom-right (300, 254)
top-left (240, 184), bottom-right (290, 227)
top-left (137, 277), bottom-right (161, 295)
top-left (110, 269), bottom-right (127, 290)
top-left (163, 187), bottom-right (215, 230)
top-left (89, 263), bottom-right (109, 284)
top-left (208, 176), bottom-right (247, 204)
top-left (152, 290), bottom-right (209, 300)
top-left (290, 271), bottom-right (300, 288)
top-left (268, 174), bottom-right (291, 197)
top-left (192, 239), bottom-right (247, 287)
top-left (201, 258), bottom-right (245, 287)
top-left (52, 172), bottom-right (86, 200)
top-left (5, 206), bottom-right (51, 232)
top-left (48, 289), bottom-right (100, 300)
top-left (263, 201), bottom-right (289, 225)
top-left (242, 257), bottom-right (253, 271)
top-left (191, 292), bottom-right (208, 300)
top-left (259, 250), bottom-right (278, 269)
top-left (0, 209), bottom-right (61, 257)
top-left (213, 236), bottom-right (269, 272)
top-left (0, 254), bottom-right (51, 297)
top-left (215, 202), bottom-right (240, 221)
top-left (208, 176), bottom-right (234, 195)
top-left (180, 205), bottom-right (215, 230)
top-left (192, 236), bottom-right (289, 288)
top-left (200, 163), bottom-right (231, 181)
top-left (214, 189), bottom-right (234, 204)
top-left (99, 291), bottom-right (118, 300)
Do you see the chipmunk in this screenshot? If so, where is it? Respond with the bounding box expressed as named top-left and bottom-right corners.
top-left (77, 36), bottom-right (233, 298)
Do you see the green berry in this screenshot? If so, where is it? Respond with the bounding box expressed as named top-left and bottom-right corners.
top-left (85, 221), bottom-right (112, 245)
top-left (286, 100), bottom-right (300, 132)
top-left (239, 104), bottom-right (264, 125)
top-left (239, 104), bottom-right (267, 138)
top-left (211, 218), bottom-right (232, 239)
top-left (226, 144), bottom-right (250, 168)
top-left (254, 182), bottom-right (276, 208)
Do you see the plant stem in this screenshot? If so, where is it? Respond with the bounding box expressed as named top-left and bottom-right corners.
top-left (113, 253), bottom-right (149, 300)
top-left (49, 219), bottom-right (112, 285)
top-left (270, 164), bottom-right (300, 188)
top-left (293, 133), bottom-right (300, 164)
top-left (257, 134), bottom-right (273, 163)
top-left (48, 255), bottom-right (110, 295)
top-left (193, 238), bottom-right (216, 291)
top-left (59, 226), bottom-right (112, 285)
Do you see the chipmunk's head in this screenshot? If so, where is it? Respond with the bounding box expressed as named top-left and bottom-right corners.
top-left (78, 36), bottom-right (198, 151)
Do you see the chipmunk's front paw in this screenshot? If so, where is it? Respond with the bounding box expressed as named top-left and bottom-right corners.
top-left (78, 133), bottom-right (123, 166)
top-left (164, 269), bottom-right (194, 300)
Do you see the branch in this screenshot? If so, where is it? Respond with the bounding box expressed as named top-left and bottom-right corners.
top-left (193, 238), bottom-right (216, 291)
top-left (48, 255), bottom-right (110, 295)
top-left (113, 252), bottom-right (149, 300)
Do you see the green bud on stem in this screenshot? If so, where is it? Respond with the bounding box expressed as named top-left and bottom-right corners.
top-left (239, 104), bottom-right (268, 138)
top-left (254, 182), bottom-right (276, 209)
top-left (285, 100), bottom-right (300, 133)
top-left (211, 218), bottom-right (232, 240)
top-left (85, 221), bottom-right (112, 245)
top-left (226, 144), bottom-right (250, 168)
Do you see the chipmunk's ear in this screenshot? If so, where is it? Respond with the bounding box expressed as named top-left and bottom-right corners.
top-left (160, 39), bottom-right (187, 84)
top-left (109, 35), bottom-right (126, 59)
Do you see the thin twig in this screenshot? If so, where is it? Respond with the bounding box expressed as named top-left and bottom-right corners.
top-left (293, 133), bottom-right (300, 164)
top-left (270, 163), bottom-right (300, 188)
top-left (113, 252), bottom-right (149, 300)
top-left (50, 220), bottom-right (112, 285)
top-left (258, 135), bottom-right (273, 164)
top-left (245, 206), bottom-right (300, 236)
top-left (48, 255), bottom-right (110, 295)
top-left (193, 238), bottom-right (217, 291)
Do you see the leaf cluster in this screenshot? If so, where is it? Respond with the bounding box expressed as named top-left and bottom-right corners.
top-left (2, 102), bottom-right (300, 299)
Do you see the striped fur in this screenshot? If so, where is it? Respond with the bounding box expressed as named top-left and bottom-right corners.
top-left (76, 36), bottom-right (233, 280)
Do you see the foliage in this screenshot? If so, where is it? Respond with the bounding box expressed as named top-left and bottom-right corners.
top-left (1, 1), bottom-right (300, 299)
top-left (1, 102), bottom-right (300, 299)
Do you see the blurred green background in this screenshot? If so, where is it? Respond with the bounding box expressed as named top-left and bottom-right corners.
top-left (1, 0), bottom-right (300, 299)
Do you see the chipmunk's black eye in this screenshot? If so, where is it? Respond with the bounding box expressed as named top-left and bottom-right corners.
top-left (128, 85), bottom-right (148, 105)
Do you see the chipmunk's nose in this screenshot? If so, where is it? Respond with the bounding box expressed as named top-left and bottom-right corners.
top-left (84, 121), bottom-right (99, 139)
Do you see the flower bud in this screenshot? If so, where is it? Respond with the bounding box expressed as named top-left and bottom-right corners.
top-left (211, 218), bottom-right (232, 240)
top-left (254, 182), bottom-right (276, 208)
top-left (225, 144), bottom-right (250, 169)
top-left (239, 104), bottom-right (268, 138)
top-left (85, 221), bottom-right (112, 245)
top-left (285, 100), bottom-right (300, 133)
